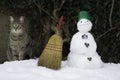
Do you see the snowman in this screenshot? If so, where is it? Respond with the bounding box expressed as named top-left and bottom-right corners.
top-left (67, 11), bottom-right (103, 69)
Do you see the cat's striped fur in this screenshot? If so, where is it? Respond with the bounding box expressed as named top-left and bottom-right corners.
top-left (7, 16), bottom-right (32, 61)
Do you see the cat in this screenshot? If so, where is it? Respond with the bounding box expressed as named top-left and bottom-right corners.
top-left (7, 16), bottom-right (32, 61)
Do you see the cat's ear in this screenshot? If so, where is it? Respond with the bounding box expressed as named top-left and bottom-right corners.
top-left (10, 16), bottom-right (14, 23)
top-left (20, 16), bottom-right (24, 23)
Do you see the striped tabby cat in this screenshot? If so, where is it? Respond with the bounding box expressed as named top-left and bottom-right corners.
top-left (7, 16), bottom-right (32, 61)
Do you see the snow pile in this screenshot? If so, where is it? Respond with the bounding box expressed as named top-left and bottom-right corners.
top-left (0, 59), bottom-right (120, 80)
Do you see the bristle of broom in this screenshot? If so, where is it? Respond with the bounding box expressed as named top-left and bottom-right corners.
top-left (38, 33), bottom-right (63, 70)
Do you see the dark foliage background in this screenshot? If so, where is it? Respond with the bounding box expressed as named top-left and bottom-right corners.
top-left (0, 0), bottom-right (120, 63)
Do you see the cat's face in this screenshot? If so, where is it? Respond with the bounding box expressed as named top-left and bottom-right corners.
top-left (10, 16), bottom-right (25, 34)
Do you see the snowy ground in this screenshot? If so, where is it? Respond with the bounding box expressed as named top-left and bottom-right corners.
top-left (0, 59), bottom-right (120, 80)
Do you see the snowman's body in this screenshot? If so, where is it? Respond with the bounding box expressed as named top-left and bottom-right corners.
top-left (68, 52), bottom-right (102, 68)
top-left (68, 17), bottom-right (103, 68)
top-left (70, 32), bottom-right (97, 56)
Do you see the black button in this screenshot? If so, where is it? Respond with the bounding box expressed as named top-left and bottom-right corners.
top-left (82, 34), bottom-right (88, 39)
top-left (84, 42), bottom-right (89, 48)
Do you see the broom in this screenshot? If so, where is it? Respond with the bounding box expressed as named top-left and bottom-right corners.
top-left (38, 16), bottom-right (64, 70)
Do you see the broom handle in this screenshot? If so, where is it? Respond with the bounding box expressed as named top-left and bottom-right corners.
top-left (58, 16), bottom-right (63, 30)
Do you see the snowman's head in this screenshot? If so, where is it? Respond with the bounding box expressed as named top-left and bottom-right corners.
top-left (77, 11), bottom-right (92, 32)
top-left (77, 18), bottom-right (92, 32)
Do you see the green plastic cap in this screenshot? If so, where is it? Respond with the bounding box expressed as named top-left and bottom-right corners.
top-left (78, 11), bottom-right (90, 21)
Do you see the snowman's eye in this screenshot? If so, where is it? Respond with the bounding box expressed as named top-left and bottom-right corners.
top-left (80, 21), bottom-right (82, 23)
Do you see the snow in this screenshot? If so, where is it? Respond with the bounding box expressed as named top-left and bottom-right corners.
top-left (0, 59), bottom-right (120, 80)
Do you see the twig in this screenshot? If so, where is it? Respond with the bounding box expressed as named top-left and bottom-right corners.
top-left (33, 0), bottom-right (55, 20)
top-left (95, 16), bottom-right (98, 25)
top-left (96, 27), bottom-right (117, 41)
top-left (109, 0), bottom-right (115, 28)
top-left (53, 0), bottom-right (66, 21)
